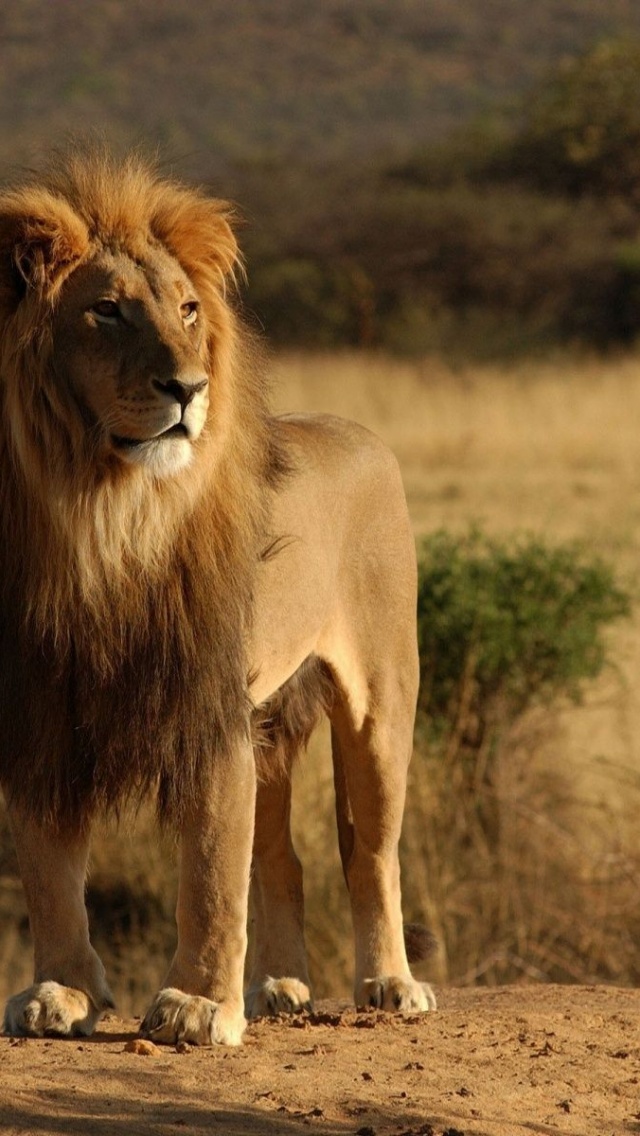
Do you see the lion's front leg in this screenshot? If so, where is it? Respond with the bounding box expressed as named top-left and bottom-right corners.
top-left (3, 804), bottom-right (113, 1038)
top-left (141, 739), bottom-right (255, 1047)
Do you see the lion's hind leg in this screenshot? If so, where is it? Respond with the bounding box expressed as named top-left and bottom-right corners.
top-left (246, 660), bottom-right (331, 1018)
top-left (245, 768), bottom-right (313, 1018)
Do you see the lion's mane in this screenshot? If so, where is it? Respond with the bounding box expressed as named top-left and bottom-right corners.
top-left (0, 149), bottom-right (287, 830)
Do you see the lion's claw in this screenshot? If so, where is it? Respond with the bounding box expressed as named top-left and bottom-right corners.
top-left (245, 977), bottom-right (313, 1019)
top-left (140, 987), bottom-right (245, 1046)
top-left (358, 976), bottom-right (436, 1012)
top-left (4, 981), bottom-right (102, 1038)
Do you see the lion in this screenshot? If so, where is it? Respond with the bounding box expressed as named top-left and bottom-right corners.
top-left (0, 148), bottom-right (435, 1046)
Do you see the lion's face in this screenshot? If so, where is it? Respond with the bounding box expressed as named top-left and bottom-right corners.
top-left (52, 243), bottom-right (210, 478)
top-left (0, 158), bottom-right (241, 487)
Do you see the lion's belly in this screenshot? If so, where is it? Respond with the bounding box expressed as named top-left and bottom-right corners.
top-left (249, 542), bottom-right (337, 705)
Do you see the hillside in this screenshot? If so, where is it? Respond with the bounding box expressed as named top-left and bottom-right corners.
top-left (2, 0), bottom-right (640, 178)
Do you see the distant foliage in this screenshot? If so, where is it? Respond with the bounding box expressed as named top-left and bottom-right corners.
top-left (509, 40), bottom-right (640, 200)
top-left (240, 38), bottom-right (640, 357)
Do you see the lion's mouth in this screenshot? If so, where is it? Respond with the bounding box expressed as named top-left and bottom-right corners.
top-left (111, 423), bottom-right (190, 450)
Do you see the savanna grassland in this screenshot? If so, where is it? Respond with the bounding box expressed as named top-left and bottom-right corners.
top-left (3, 349), bottom-right (640, 1016)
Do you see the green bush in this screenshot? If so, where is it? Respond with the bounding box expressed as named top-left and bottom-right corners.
top-left (417, 529), bottom-right (631, 728)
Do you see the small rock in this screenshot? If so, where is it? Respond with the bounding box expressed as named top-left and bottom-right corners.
top-left (124, 1038), bottom-right (159, 1056)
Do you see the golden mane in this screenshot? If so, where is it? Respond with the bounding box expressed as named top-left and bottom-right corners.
top-left (0, 149), bottom-right (287, 829)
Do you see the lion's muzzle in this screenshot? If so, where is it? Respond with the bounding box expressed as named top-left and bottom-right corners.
top-left (152, 372), bottom-right (208, 410)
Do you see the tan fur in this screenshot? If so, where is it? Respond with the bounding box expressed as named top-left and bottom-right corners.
top-left (0, 149), bottom-right (434, 1046)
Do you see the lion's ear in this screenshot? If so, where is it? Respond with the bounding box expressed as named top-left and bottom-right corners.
top-left (0, 190), bottom-right (89, 299)
top-left (150, 192), bottom-right (242, 291)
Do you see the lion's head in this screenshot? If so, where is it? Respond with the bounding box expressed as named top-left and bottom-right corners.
top-left (0, 150), bottom-right (245, 487)
top-left (0, 148), bottom-right (280, 609)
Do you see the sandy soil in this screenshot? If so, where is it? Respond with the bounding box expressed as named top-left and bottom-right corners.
top-left (1, 985), bottom-right (639, 1136)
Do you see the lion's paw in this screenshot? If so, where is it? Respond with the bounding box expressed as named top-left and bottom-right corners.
top-left (4, 981), bottom-right (102, 1038)
top-left (358, 976), bottom-right (437, 1013)
top-left (245, 977), bottom-right (313, 1019)
top-left (140, 988), bottom-right (245, 1047)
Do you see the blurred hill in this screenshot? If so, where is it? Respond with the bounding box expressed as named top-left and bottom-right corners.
top-left (5, 2), bottom-right (640, 357)
top-left (2, 0), bottom-right (640, 178)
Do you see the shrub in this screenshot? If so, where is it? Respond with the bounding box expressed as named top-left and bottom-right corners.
top-left (403, 529), bottom-right (636, 986)
top-left (236, 40), bottom-right (640, 357)
top-left (417, 528), bottom-right (631, 725)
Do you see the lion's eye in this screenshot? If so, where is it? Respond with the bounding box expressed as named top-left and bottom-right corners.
top-left (181, 301), bottom-right (199, 326)
top-left (90, 300), bottom-right (120, 322)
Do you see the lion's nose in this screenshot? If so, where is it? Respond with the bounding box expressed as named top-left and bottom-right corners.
top-left (153, 374), bottom-right (208, 409)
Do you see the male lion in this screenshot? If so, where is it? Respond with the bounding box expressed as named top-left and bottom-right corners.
top-left (0, 149), bottom-right (435, 1046)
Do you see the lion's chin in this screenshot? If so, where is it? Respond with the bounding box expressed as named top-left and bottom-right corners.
top-left (111, 434), bottom-right (194, 478)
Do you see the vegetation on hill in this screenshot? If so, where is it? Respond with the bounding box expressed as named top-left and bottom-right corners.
top-left (2, 0), bottom-right (640, 174)
top-left (3, 5), bottom-right (640, 356)
top-left (237, 39), bottom-right (640, 357)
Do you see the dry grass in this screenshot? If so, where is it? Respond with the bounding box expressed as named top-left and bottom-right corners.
top-left (273, 349), bottom-right (640, 548)
top-left (3, 348), bottom-right (640, 1012)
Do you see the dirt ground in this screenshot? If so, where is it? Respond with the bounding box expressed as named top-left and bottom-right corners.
top-left (1, 985), bottom-right (639, 1136)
